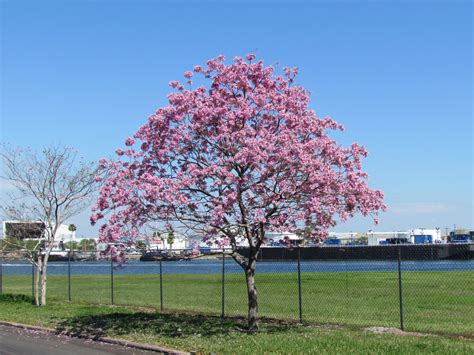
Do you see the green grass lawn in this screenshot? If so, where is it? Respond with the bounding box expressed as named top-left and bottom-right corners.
top-left (0, 294), bottom-right (473, 354)
top-left (2, 270), bottom-right (473, 336)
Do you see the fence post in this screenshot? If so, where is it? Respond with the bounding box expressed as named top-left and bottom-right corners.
top-left (397, 245), bottom-right (404, 330)
top-left (111, 257), bottom-right (114, 305)
top-left (68, 251), bottom-right (71, 302)
top-left (0, 261), bottom-right (3, 294)
top-left (159, 259), bottom-right (163, 311)
top-left (297, 246), bottom-right (303, 323)
top-left (221, 249), bottom-right (225, 318)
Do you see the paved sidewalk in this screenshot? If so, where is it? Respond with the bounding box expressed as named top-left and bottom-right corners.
top-left (0, 324), bottom-right (157, 355)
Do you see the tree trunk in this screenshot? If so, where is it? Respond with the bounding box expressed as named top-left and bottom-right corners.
top-left (245, 259), bottom-right (258, 332)
top-left (36, 245), bottom-right (52, 306)
top-left (35, 254), bottom-right (41, 306)
top-left (40, 256), bottom-right (48, 306)
top-left (231, 240), bottom-right (261, 331)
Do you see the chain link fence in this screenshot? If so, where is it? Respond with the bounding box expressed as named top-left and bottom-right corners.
top-left (1, 244), bottom-right (473, 336)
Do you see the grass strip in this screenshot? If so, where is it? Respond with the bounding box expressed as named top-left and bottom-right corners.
top-left (2, 270), bottom-right (473, 335)
top-left (0, 294), bottom-right (473, 354)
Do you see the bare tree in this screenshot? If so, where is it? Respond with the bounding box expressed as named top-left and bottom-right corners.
top-left (0, 145), bottom-right (101, 306)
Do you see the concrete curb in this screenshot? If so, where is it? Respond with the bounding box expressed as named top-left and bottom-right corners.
top-left (0, 320), bottom-right (189, 354)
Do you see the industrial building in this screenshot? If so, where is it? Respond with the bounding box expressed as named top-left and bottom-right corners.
top-left (1, 220), bottom-right (76, 248)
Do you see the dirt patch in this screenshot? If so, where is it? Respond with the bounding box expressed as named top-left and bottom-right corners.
top-left (364, 326), bottom-right (432, 337)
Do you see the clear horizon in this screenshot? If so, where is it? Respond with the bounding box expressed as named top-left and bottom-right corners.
top-left (1, 1), bottom-right (472, 237)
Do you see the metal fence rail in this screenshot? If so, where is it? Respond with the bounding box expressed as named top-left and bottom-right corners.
top-left (1, 244), bottom-right (473, 336)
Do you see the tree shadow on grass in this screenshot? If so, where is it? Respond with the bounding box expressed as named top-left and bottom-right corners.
top-left (56, 311), bottom-right (301, 340)
top-left (0, 293), bottom-right (34, 303)
top-left (1, 294), bottom-right (302, 339)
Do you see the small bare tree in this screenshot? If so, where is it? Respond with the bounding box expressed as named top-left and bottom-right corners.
top-left (0, 145), bottom-right (101, 306)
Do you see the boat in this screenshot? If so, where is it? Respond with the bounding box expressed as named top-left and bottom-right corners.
top-left (139, 250), bottom-right (196, 262)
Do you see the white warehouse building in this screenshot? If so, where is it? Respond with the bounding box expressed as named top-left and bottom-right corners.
top-left (367, 229), bottom-right (443, 245)
top-left (409, 228), bottom-right (442, 244)
top-left (367, 231), bottom-right (411, 246)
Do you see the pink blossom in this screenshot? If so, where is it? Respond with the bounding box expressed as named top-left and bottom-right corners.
top-left (169, 80), bottom-right (180, 88)
top-left (184, 71), bottom-right (193, 79)
top-left (93, 53), bottom-right (385, 258)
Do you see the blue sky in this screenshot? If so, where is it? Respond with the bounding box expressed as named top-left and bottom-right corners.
top-left (1, 0), bottom-right (472, 237)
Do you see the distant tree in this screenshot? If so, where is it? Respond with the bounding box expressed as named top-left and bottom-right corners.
top-left (355, 235), bottom-right (368, 245)
top-left (79, 239), bottom-right (89, 251)
top-left (78, 238), bottom-right (97, 251)
top-left (67, 224), bottom-right (77, 250)
top-left (92, 55), bottom-right (385, 330)
top-left (1, 145), bottom-right (101, 306)
top-left (64, 241), bottom-right (79, 250)
top-left (135, 240), bottom-right (147, 250)
top-left (68, 224), bottom-right (77, 242)
top-left (167, 230), bottom-right (175, 250)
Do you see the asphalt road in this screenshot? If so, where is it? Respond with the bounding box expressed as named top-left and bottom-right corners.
top-left (0, 324), bottom-right (158, 355)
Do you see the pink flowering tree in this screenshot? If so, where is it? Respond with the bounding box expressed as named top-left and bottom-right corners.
top-left (92, 55), bottom-right (385, 331)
